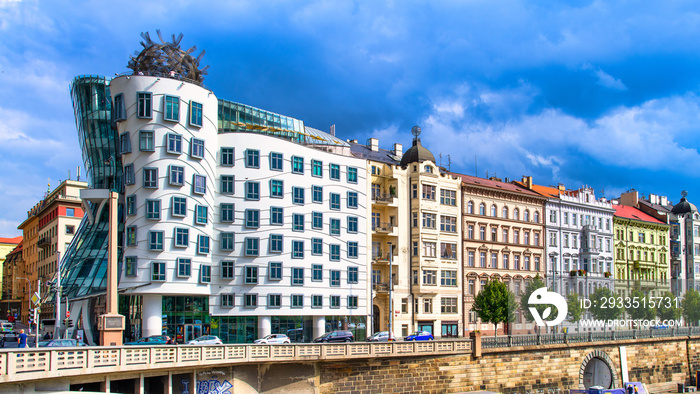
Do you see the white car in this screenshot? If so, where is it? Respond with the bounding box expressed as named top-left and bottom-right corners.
top-left (187, 335), bottom-right (223, 345)
top-left (254, 334), bottom-right (291, 344)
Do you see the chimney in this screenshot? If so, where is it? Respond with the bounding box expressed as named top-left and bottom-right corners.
top-left (368, 138), bottom-right (379, 152)
top-left (393, 143), bottom-right (403, 157)
top-left (620, 190), bottom-right (639, 207)
top-left (558, 183), bottom-right (565, 192)
top-left (330, 124), bottom-right (336, 137)
top-left (522, 176), bottom-right (533, 189)
top-left (489, 176), bottom-right (502, 182)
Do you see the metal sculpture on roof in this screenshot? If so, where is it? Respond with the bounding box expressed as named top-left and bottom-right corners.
top-left (127, 30), bottom-right (209, 84)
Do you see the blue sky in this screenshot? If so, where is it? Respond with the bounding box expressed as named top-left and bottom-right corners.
top-left (2, 0), bottom-right (700, 234)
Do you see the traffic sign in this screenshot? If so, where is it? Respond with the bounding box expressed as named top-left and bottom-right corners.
top-left (31, 292), bottom-right (40, 305)
top-left (66, 310), bottom-right (70, 318)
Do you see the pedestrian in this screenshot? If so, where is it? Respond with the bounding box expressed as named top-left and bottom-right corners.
top-left (17, 329), bottom-right (27, 348)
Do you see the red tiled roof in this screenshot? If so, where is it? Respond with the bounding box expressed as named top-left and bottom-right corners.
top-left (0, 236), bottom-right (22, 244)
top-left (613, 205), bottom-right (666, 224)
top-left (452, 173), bottom-right (544, 198)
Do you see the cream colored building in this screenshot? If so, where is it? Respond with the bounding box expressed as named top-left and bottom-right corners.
top-left (0, 236), bottom-right (22, 301)
top-left (455, 174), bottom-right (546, 335)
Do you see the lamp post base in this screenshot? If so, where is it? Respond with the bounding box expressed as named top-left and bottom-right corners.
top-left (98, 314), bottom-right (125, 346)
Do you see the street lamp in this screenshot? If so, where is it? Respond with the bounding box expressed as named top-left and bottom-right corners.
top-left (54, 250), bottom-right (61, 339)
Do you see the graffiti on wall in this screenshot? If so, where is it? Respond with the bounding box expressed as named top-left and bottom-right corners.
top-left (178, 370), bottom-right (233, 394)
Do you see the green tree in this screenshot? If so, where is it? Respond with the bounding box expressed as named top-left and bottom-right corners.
top-left (656, 291), bottom-right (682, 322)
top-left (567, 292), bottom-right (583, 332)
top-left (472, 280), bottom-right (518, 337)
top-left (626, 288), bottom-right (655, 327)
top-left (682, 289), bottom-right (700, 326)
top-left (520, 275), bottom-right (549, 332)
top-left (589, 287), bottom-right (623, 330)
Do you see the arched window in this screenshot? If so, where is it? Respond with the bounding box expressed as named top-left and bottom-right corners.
top-left (467, 201), bottom-right (474, 214)
top-left (502, 206), bottom-right (508, 218)
top-left (533, 211), bottom-right (540, 223)
top-left (491, 204), bottom-right (497, 217)
top-left (479, 203), bottom-right (486, 215)
top-left (513, 208), bottom-right (520, 220)
top-left (524, 210), bottom-right (530, 222)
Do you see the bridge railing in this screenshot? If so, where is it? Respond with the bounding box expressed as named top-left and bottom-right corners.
top-left (481, 327), bottom-right (700, 348)
top-left (0, 339), bottom-right (473, 384)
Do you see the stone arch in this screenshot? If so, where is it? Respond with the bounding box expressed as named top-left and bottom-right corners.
top-left (579, 349), bottom-right (619, 389)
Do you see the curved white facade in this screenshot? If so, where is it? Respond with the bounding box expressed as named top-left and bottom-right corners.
top-left (111, 75), bottom-right (369, 341)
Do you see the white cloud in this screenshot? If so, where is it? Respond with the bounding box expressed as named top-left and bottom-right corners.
top-left (582, 63), bottom-right (627, 91)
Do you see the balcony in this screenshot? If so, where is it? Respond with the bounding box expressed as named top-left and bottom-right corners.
top-left (37, 236), bottom-right (52, 249)
top-left (373, 283), bottom-right (390, 293)
top-left (371, 193), bottom-right (397, 204)
top-left (372, 222), bottom-right (396, 234)
top-left (579, 247), bottom-right (602, 255)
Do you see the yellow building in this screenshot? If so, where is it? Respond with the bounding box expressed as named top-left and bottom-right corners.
top-left (613, 204), bottom-right (670, 298)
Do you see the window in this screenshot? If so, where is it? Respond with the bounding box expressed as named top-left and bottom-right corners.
top-left (491, 204), bottom-right (497, 217)
top-left (441, 297), bottom-right (458, 314)
top-left (330, 244), bottom-right (340, 261)
top-left (293, 240), bottom-right (304, 258)
top-left (468, 251), bottom-right (475, 267)
top-left (441, 243), bottom-right (457, 259)
top-left (146, 199), bottom-right (160, 220)
top-left (193, 174), bottom-right (206, 194)
top-left (119, 132), bottom-right (131, 154)
top-left (152, 262), bottom-right (165, 281)
top-left (221, 203), bottom-right (234, 222)
top-left (312, 186), bottom-right (323, 203)
top-left (126, 226), bottom-right (137, 246)
top-left (199, 266), bottom-right (211, 283)
top-left (330, 295), bottom-right (340, 308)
top-left (480, 252), bottom-right (486, 268)
top-left (524, 210), bottom-right (530, 222)
top-left (293, 214), bottom-right (304, 231)
top-left (291, 295), bottom-right (304, 308)
top-left (440, 216), bottom-right (457, 232)
top-left (270, 180), bottom-right (283, 198)
top-left (189, 101), bottom-right (203, 127)
top-left (312, 238), bottom-right (323, 255)
top-left (270, 207), bottom-right (283, 225)
top-left (221, 294), bottom-right (234, 308)
top-left (266, 234), bottom-right (282, 253)
top-left (503, 254), bottom-right (510, 269)
top-left (347, 192), bottom-right (358, 208)
top-left (330, 270), bottom-right (341, 286)
top-left (534, 211), bottom-right (540, 223)
top-left (348, 296), bottom-right (358, 309)
top-left (221, 147), bottom-right (234, 166)
top-left (113, 94), bottom-right (125, 120)
top-left (137, 92), bottom-right (152, 118)
top-left (423, 270), bottom-right (437, 285)
top-left (174, 228), bottom-right (189, 248)
top-left (177, 258), bottom-right (191, 277)
top-left (292, 267), bottom-right (304, 286)
top-left (312, 212), bottom-right (323, 229)
top-left (197, 235), bottom-right (210, 254)
top-left (245, 149), bottom-right (260, 168)
top-left (245, 294), bottom-right (257, 308)
top-left (167, 133), bottom-right (182, 154)
top-left (440, 189), bottom-right (456, 206)
top-left (479, 203), bottom-right (486, 215)
top-left (143, 168), bottom-right (158, 188)
top-left (348, 267), bottom-right (358, 283)
top-left (312, 295), bottom-right (323, 308)
top-left (126, 195), bottom-right (136, 216)
top-left (312, 264), bottom-right (323, 281)
top-left (422, 185), bottom-right (436, 200)
top-left (422, 213), bottom-right (436, 229)
top-left (139, 130), bottom-right (154, 151)
top-left (292, 187), bottom-right (304, 204)
top-left (348, 242), bottom-right (358, 258)
top-left (330, 218), bottom-right (340, 235)
top-left (245, 181), bottom-right (260, 200)
top-left (269, 262), bottom-right (282, 280)
top-left (164, 95), bottom-right (179, 121)
top-left (292, 156), bottom-right (304, 174)
top-left (330, 193), bottom-right (340, 210)
top-left (441, 270), bottom-right (457, 286)
top-left (245, 266), bottom-right (258, 284)
top-left (423, 242), bottom-right (437, 257)
top-left (169, 165), bottom-right (184, 186)
top-left (550, 210), bottom-right (557, 223)
top-left (467, 201), bottom-right (474, 214)
top-left (245, 209), bottom-right (260, 228)
top-left (190, 138), bottom-right (205, 159)
top-left (524, 231), bottom-right (530, 245)
top-left (172, 197), bottom-right (186, 217)
top-left (220, 232), bottom-right (234, 251)
top-left (268, 294), bottom-right (281, 308)
top-left (245, 238), bottom-right (259, 256)
top-left (66, 225), bottom-right (75, 234)
top-left (347, 167), bottom-right (358, 183)
top-left (196, 205), bottom-right (208, 225)
top-left (124, 164), bottom-right (135, 185)
top-left (125, 256), bottom-right (137, 277)
top-left (502, 206), bottom-right (509, 218)
top-left (423, 298), bottom-right (433, 314)
top-left (513, 208), bottom-right (519, 220)
top-left (270, 152), bottom-right (283, 171)
top-left (220, 175), bottom-right (234, 194)
top-left (348, 217), bottom-right (358, 233)
top-left (312, 160), bottom-right (323, 177)
top-left (329, 163), bottom-right (340, 180)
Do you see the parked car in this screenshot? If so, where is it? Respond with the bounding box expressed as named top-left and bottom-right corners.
top-left (187, 335), bottom-right (223, 345)
top-left (39, 339), bottom-right (87, 347)
top-left (313, 330), bottom-right (354, 343)
top-left (254, 334), bottom-right (291, 344)
top-left (404, 331), bottom-right (434, 341)
top-left (286, 328), bottom-right (306, 343)
top-left (124, 335), bottom-right (170, 345)
top-left (366, 331), bottom-right (396, 342)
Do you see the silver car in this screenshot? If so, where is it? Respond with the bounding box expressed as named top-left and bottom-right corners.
top-left (254, 334), bottom-right (291, 344)
top-left (366, 331), bottom-right (396, 342)
top-left (187, 335), bottom-right (223, 345)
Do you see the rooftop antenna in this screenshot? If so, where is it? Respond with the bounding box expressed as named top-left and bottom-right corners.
top-left (447, 155), bottom-right (451, 171)
top-left (68, 170), bottom-right (71, 181)
top-left (439, 153), bottom-right (442, 167)
top-left (77, 166), bottom-right (81, 182)
top-left (411, 125), bottom-right (421, 141)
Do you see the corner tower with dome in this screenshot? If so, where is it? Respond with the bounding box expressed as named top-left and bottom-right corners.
top-left (670, 191), bottom-right (700, 296)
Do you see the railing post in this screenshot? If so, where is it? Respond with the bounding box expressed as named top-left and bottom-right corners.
top-left (588, 332), bottom-right (593, 342)
top-left (633, 329), bottom-right (637, 339)
top-left (508, 335), bottom-right (513, 347)
top-left (611, 330), bottom-right (616, 341)
top-left (537, 334), bottom-right (542, 345)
